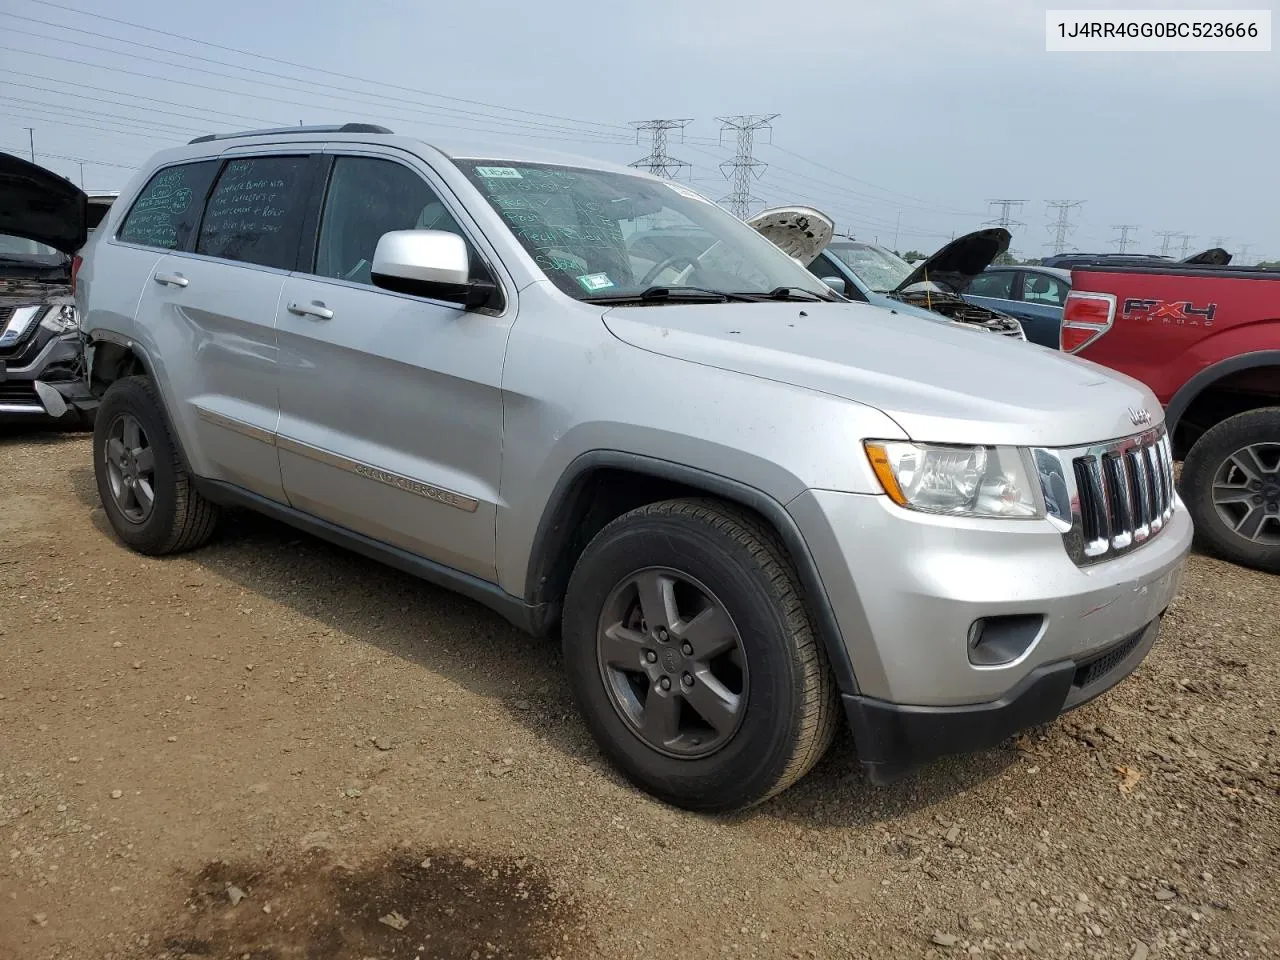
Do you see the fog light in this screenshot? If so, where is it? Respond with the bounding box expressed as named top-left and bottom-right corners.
top-left (967, 615), bottom-right (1045, 666)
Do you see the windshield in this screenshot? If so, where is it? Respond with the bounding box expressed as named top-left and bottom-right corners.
top-left (826, 242), bottom-right (915, 293)
top-left (0, 233), bottom-right (62, 259)
top-left (456, 160), bottom-right (832, 301)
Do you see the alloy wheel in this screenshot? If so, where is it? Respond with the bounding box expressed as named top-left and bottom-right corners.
top-left (1211, 442), bottom-right (1280, 545)
top-left (103, 413), bottom-right (157, 524)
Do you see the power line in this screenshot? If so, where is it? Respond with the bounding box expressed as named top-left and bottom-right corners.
top-left (716, 114), bottom-right (778, 220)
top-left (1045, 200), bottom-right (1084, 255)
top-left (1111, 224), bottom-right (1139, 253)
top-left (16, 0), bottom-right (630, 134)
top-left (629, 119), bottom-right (691, 180)
top-left (1177, 234), bottom-right (1195, 258)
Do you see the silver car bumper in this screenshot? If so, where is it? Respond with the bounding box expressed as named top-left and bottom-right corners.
top-left (790, 488), bottom-right (1192, 706)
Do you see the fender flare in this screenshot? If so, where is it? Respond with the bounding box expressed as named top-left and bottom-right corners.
top-left (526, 450), bottom-right (860, 695)
top-left (87, 329), bottom-right (194, 471)
top-left (1165, 350), bottom-right (1280, 436)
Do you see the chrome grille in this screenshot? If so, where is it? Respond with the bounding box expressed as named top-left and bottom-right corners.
top-left (1035, 427), bottom-right (1176, 566)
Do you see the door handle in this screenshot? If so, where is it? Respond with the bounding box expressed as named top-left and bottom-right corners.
top-left (153, 272), bottom-right (188, 288)
top-left (287, 301), bottom-right (334, 320)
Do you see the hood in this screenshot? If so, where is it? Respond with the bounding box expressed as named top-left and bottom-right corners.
top-left (745, 206), bottom-right (834, 267)
top-left (896, 228), bottom-right (1011, 294)
top-left (601, 300), bottom-right (1158, 448)
top-left (0, 152), bottom-right (87, 254)
top-left (1181, 247), bottom-right (1231, 266)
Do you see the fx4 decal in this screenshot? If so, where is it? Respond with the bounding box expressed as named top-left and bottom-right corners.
top-left (1122, 298), bottom-right (1217, 327)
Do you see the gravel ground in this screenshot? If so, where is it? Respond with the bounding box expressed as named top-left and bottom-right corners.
top-left (2, 431), bottom-right (1277, 960)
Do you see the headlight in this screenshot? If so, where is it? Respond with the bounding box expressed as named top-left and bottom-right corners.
top-left (864, 441), bottom-right (1044, 519)
top-left (39, 304), bottom-right (79, 334)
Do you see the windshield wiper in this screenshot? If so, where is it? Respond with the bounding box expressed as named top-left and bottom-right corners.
top-left (583, 285), bottom-right (757, 304)
top-left (756, 286), bottom-right (831, 302)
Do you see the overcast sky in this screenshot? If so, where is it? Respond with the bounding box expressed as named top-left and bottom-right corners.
top-left (1, 0), bottom-right (1275, 260)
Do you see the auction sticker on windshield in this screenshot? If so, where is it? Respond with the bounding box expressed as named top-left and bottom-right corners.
top-left (475, 166), bottom-right (523, 179)
top-left (576, 273), bottom-right (615, 292)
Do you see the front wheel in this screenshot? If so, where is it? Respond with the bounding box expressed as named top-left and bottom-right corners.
top-left (561, 498), bottom-right (839, 812)
top-left (1180, 407), bottom-right (1280, 574)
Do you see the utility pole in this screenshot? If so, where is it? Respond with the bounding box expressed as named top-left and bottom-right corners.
top-left (1044, 200), bottom-right (1084, 255)
top-left (1155, 230), bottom-right (1179, 257)
top-left (1111, 224), bottom-right (1139, 253)
top-left (892, 211), bottom-right (902, 250)
top-left (1177, 234), bottom-right (1194, 258)
top-left (23, 127), bottom-right (35, 162)
top-left (629, 119), bottom-right (692, 180)
top-left (77, 161), bottom-right (85, 188)
top-left (985, 199), bottom-right (1027, 232)
top-left (716, 114), bottom-right (779, 219)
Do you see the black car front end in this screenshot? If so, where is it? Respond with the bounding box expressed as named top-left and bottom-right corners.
top-left (0, 272), bottom-right (94, 424)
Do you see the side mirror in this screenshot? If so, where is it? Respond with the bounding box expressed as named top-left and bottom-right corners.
top-left (371, 230), bottom-right (495, 309)
top-left (821, 276), bottom-right (847, 295)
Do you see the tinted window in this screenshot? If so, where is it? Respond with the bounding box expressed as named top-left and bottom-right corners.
top-left (314, 156), bottom-right (469, 286)
top-left (1022, 272), bottom-right (1068, 306)
top-left (118, 161), bottom-right (218, 251)
top-left (966, 270), bottom-right (1015, 299)
top-left (196, 156), bottom-right (312, 270)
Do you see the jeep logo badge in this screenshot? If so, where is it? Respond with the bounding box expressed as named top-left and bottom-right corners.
top-left (1128, 407), bottom-right (1153, 427)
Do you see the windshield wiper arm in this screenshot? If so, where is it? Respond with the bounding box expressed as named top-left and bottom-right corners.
top-left (757, 286), bottom-right (831, 302)
top-left (582, 286), bottom-right (756, 304)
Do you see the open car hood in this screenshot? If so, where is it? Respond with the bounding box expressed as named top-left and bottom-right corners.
top-left (895, 228), bottom-right (1010, 294)
top-left (1181, 247), bottom-right (1232, 266)
top-left (745, 206), bottom-right (834, 267)
top-left (0, 152), bottom-right (87, 254)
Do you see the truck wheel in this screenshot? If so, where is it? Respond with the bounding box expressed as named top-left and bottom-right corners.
top-left (1181, 407), bottom-right (1280, 574)
top-left (93, 376), bottom-right (220, 555)
top-left (561, 498), bottom-right (839, 812)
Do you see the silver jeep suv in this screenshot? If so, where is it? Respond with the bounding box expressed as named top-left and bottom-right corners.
top-left (61, 124), bottom-right (1190, 812)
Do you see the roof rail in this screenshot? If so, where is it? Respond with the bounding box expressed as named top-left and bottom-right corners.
top-left (187, 123), bottom-right (393, 145)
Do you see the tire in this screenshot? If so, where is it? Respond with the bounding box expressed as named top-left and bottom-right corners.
top-left (561, 498), bottom-right (840, 812)
top-left (1180, 406), bottom-right (1280, 574)
top-left (93, 375), bottom-right (220, 555)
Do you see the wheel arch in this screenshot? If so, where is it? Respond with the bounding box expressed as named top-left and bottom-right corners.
top-left (1165, 350), bottom-right (1280, 457)
top-left (87, 330), bottom-right (193, 470)
top-left (524, 450), bottom-right (860, 695)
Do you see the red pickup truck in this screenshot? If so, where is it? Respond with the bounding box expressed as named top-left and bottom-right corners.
top-left (1060, 264), bottom-right (1279, 573)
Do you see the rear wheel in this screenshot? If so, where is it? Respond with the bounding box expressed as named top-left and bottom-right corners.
top-left (561, 498), bottom-right (839, 812)
top-left (1181, 407), bottom-right (1280, 574)
top-left (93, 376), bottom-right (220, 555)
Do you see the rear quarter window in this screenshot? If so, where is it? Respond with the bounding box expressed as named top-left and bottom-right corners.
top-left (117, 161), bottom-right (220, 251)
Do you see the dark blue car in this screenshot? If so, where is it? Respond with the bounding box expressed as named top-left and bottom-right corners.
top-left (963, 265), bottom-right (1071, 349)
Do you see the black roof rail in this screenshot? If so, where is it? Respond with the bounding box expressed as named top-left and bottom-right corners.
top-left (188, 123), bottom-right (393, 145)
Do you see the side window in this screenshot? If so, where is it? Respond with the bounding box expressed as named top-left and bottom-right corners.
top-left (314, 156), bottom-right (472, 287)
top-left (806, 253), bottom-right (865, 301)
top-left (196, 156), bottom-right (313, 271)
top-left (966, 270), bottom-right (1014, 299)
top-left (117, 161), bottom-right (219, 251)
top-left (1022, 273), bottom-right (1068, 306)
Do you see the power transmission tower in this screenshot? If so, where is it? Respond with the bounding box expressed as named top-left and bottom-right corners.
top-left (985, 199), bottom-right (1026, 231)
top-left (1210, 235), bottom-right (1229, 250)
top-left (1177, 234), bottom-right (1194, 258)
top-left (1155, 230), bottom-right (1180, 257)
top-left (1237, 243), bottom-right (1253, 264)
top-left (716, 114), bottom-right (779, 219)
top-left (1044, 200), bottom-right (1084, 255)
top-left (629, 119), bottom-right (692, 180)
top-left (1111, 224), bottom-right (1139, 253)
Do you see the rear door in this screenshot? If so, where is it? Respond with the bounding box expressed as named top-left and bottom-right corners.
top-left (128, 152), bottom-right (322, 501)
top-left (274, 149), bottom-right (512, 580)
top-left (1012, 270), bottom-right (1069, 348)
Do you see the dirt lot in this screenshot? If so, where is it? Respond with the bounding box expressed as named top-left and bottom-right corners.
top-left (2, 431), bottom-right (1278, 960)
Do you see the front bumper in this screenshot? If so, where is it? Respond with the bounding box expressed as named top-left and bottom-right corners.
top-left (0, 333), bottom-right (94, 420)
top-left (788, 488), bottom-right (1192, 774)
top-left (844, 615), bottom-right (1161, 782)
